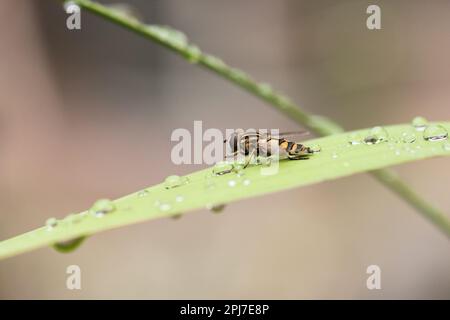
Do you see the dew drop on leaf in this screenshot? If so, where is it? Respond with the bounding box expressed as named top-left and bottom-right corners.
top-left (213, 161), bottom-right (234, 176)
top-left (89, 199), bottom-right (116, 217)
top-left (259, 83), bottom-right (273, 95)
top-left (227, 180), bottom-right (237, 187)
top-left (423, 125), bottom-right (448, 142)
top-left (185, 45), bottom-right (201, 64)
top-left (363, 126), bottom-right (389, 145)
top-left (164, 175), bottom-right (188, 189)
top-left (348, 133), bottom-right (362, 145)
top-left (45, 217), bottom-right (58, 230)
top-left (158, 202), bottom-right (171, 212)
top-left (401, 130), bottom-right (416, 143)
top-left (412, 116), bottom-right (428, 131)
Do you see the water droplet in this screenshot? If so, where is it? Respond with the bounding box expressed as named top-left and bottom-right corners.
top-left (412, 116), bottom-right (428, 131)
top-left (228, 180), bottom-right (237, 187)
top-left (231, 69), bottom-right (249, 82)
top-left (164, 175), bottom-right (188, 189)
top-left (259, 83), bottom-right (273, 95)
top-left (175, 195), bottom-right (184, 203)
top-left (89, 199), bottom-right (116, 217)
top-left (423, 125), bottom-right (448, 142)
top-left (207, 204), bottom-right (226, 213)
top-left (53, 236), bottom-right (86, 253)
top-left (45, 217), bottom-right (58, 230)
top-left (242, 179), bottom-right (251, 186)
top-left (204, 55), bottom-right (226, 68)
top-left (213, 161), bottom-right (234, 176)
top-left (363, 126), bottom-right (389, 145)
top-left (348, 133), bottom-right (362, 145)
top-left (443, 142), bottom-right (450, 151)
top-left (185, 45), bottom-right (201, 63)
top-left (108, 3), bottom-right (142, 22)
top-left (137, 190), bottom-right (149, 197)
top-left (147, 25), bottom-right (188, 49)
top-left (158, 202), bottom-right (171, 212)
top-left (401, 130), bottom-right (416, 143)
top-left (309, 144), bottom-right (321, 153)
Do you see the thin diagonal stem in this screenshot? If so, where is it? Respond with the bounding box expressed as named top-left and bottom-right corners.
top-left (61, 0), bottom-right (450, 237)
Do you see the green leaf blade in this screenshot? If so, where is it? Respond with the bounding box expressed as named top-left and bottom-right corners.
top-left (0, 122), bottom-right (449, 260)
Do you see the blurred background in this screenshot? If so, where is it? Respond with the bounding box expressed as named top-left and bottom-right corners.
top-left (0, 0), bottom-right (449, 299)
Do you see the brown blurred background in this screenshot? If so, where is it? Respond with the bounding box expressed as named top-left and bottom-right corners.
top-left (0, 0), bottom-right (449, 299)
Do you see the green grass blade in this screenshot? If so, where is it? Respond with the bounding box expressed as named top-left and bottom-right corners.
top-left (1, 122), bottom-right (449, 260)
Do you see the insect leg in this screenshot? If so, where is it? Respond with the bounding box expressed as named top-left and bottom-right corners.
top-left (243, 148), bottom-right (256, 169)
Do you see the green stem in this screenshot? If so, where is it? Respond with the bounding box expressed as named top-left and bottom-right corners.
top-left (61, 0), bottom-right (450, 238)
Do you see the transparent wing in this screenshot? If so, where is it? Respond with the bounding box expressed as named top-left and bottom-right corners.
top-left (224, 130), bottom-right (310, 142)
top-left (270, 130), bottom-right (310, 140)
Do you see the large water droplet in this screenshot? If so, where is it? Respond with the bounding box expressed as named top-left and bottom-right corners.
top-left (423, 125), bottom-right (448, 142)
top-left (53, 236), bottom-right (86, 253)
top-left (89, 199), bottom-right (116, 217)
top-left (412, 116), bottom-right (428, 131)
top-left (164, 175), bottom-right (188, 189)
top-left (45, 217), bottom-right (58, 230)
top-left (401, 130), bottom-right (416, 143)
top-left (363, 126), bottom-right (389, 145)
top-left (213, 161), bottom-right (234, 176)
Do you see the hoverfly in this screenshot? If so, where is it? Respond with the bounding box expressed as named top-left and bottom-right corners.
top-left (224, 129), bottom-right (314, 168)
